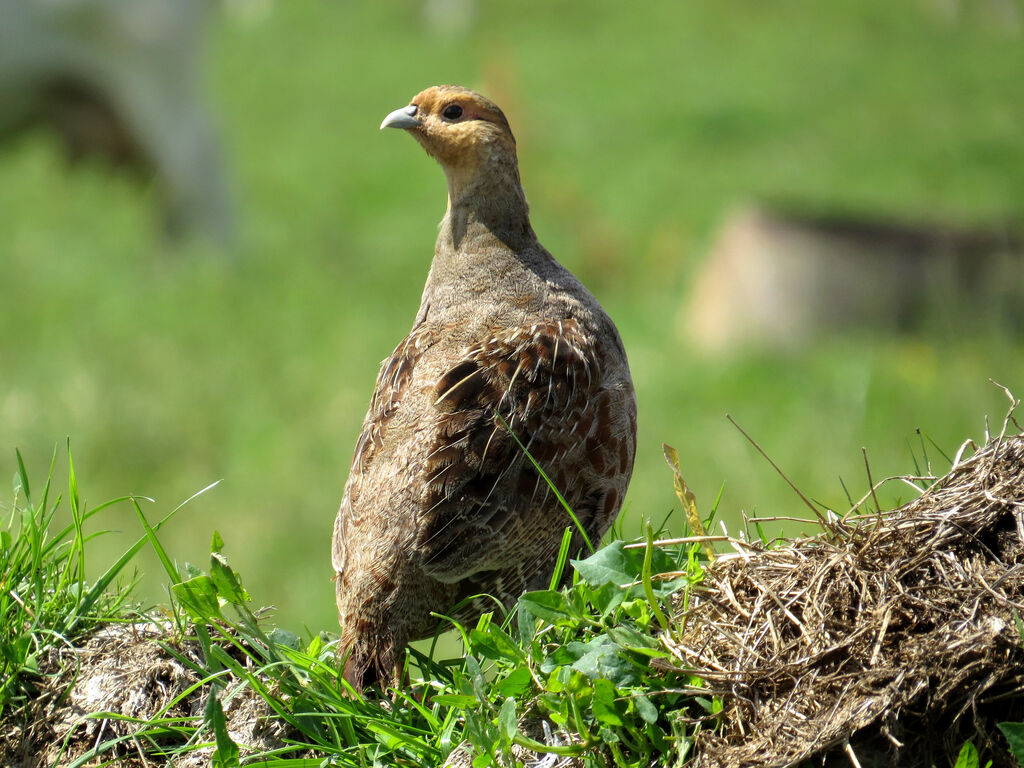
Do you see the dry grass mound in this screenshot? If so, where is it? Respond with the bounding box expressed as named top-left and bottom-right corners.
top-left (2, 623), bottom-right (289, 768)
top-left (673, 422), bottom-right (1024, 767)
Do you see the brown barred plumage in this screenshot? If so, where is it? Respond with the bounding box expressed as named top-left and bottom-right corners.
top-left (332, 86), bottom-right (636, 691)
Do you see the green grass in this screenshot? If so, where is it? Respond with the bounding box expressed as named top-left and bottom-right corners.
top-left (2, 451), bottom-right (711, 766)
top-left (1, 448), bottom-right (143, 719)
top-left (6, 437), bottom-right (1020, 765)
top-left (1, 0), bottom-right (1023, 634)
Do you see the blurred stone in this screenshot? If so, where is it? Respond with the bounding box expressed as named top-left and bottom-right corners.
top-left (682, 204), bottom-right (1024, 352)
top-left (0, 0), bottom-right (234, 245)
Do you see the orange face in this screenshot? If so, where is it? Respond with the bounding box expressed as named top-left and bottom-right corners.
top-left (380, 85), bottom-right (516, 168)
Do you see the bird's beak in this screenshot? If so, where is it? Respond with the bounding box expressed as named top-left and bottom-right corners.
top-left (380, 104), bottom-right (421, 130)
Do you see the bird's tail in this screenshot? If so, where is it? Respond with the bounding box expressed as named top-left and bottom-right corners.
top-left (339, 637), bottom-right (399, 693)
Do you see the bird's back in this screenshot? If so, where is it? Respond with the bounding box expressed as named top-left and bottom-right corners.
top-left (334, 242), bottom-right (634, 688)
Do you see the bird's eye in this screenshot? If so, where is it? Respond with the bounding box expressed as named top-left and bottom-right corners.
top-left (442, 104), bottom-right (463, 120)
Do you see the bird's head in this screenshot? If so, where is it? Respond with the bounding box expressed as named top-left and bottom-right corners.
top-left (380, 85), bottom-right (517, 177)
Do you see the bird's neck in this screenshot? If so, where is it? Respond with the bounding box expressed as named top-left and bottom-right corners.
top-left (439, 152), bottom-right (534, 253)
top-left (418, 155), bottom-right (550, 322)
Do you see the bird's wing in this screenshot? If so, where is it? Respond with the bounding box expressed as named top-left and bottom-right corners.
top-left (332, 324), bottom-right (433, 576)
top-left (418, 319), bottom-right (631, 584)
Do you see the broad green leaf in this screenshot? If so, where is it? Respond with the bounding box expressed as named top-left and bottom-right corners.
top-left (172, 575), bottom-right (222, 622)
top-left (542, 643), bottom-right (585, 673)
top-left (621, 598), bottom-right (651, 624)
top-left (499, 696), bottom-right (517, 741)
top-left (268, 627), bottom-right (301, 650)
top-left (516, 601), bottom-right (535, 640)
top-left (571, 636), bottom-right (640, 687)
top-left (593, 581), bottom-right (628, 618)
top-left (545, 664), bottom-right (591, 695)
top-left (210, 552), bottom-right (250, 605)
top-left (3, 636), bottom-right (32, 665)
top-left (21, 652), bottom-right (39, 675)
top-left (469, 625), bottom-right (526, 664)
top-left (634, 693), bottom-right (659, 724)
top-left (496, 667), bottom-right (534, 698)
top-left (645, 720), bottom-right (671, 751)
top-left (571, 541), bottom-right (635, 588)
top-left (998, 722), bottom-right (1024, 764)
top-left (607, 625), bottom-right (662, 653)
top-left (650, 574), bottom-right (691, 599)
top-left (953, 741), bottom-right (979, 768)
top-left (519, 590), bottom-right (572, 623)
top-left (592, 678), bottom-right (624, 726)
top-left (573, 540), bottom-right (679, 592)
top-left (306, 632), bottom-right (324, 657)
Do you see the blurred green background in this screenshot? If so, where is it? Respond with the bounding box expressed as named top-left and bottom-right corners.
top-left (2, 0), bottom-right (1023, 633)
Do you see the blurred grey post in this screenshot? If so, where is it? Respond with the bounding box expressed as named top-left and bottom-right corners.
top-left (0, 0), bottom-right (234, 247)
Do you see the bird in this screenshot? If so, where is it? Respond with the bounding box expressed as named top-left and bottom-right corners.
top-left (331, 85), bottom-right (637, 692)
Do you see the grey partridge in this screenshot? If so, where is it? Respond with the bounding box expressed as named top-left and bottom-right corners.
top-left (332, 85), bottom-right (636, 691)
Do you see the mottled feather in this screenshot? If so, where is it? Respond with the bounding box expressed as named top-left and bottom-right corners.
top-left (333, 85), bottom-right (636, 691)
